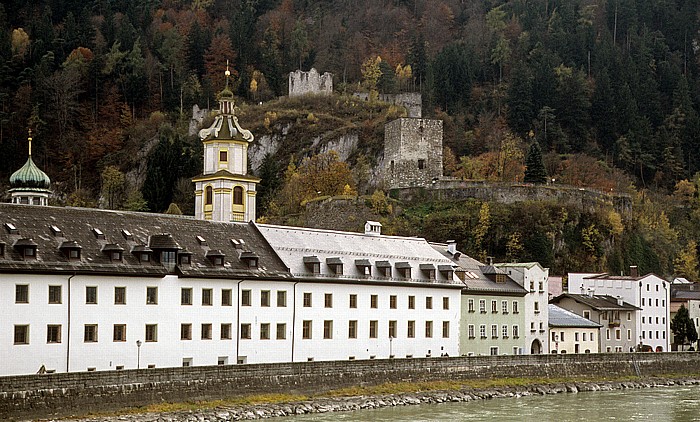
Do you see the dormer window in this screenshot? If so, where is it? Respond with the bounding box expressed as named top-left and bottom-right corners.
top-left (4, 223), bottom-right (18, 234)
top-left (395, 262), bottom-right (412, 279)
top-left (178, 251), bottom-right (192, 265)
top-left (197, 235), bottom-right (207, 245)
top-left (326, 257), bottom-right (343, 275)
top-left (59, 241), bottom-right (82, 261)
top-left (49, 225), bottom-right (62, 236)
top-left (355, 259), bottom-right (372, 277)
top-left (121, 229), bottom-right (133, 241)
top-left (376, 261), bottom-right (392, 278)
top-left (161, 251), bottom-right (176, 263)
top-left (303, 256), bottom-right (321, 274)
top-left (240, 251), bottom-right (259, 268)
top-left (420, 264), bottom-right (436, 280)
top-left (438, 265), bottom-right (454, 280)
top-left (91, 228), bottom-right (105, 239)
top-left (496, 274), bottom-right (506, 283)
top-left (206, 250), bottom-right (225, 266)
top-left (131, 245), bottom-right (153, 263)
top-left (102, 244), bottom-right (124, 262)
top-left (14, 238), bottom-right (37, 260)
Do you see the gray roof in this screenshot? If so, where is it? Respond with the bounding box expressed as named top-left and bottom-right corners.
top-left (256, 224), bottom-right (460, 286)
top-left (671, 284), bottom-right (700, 301)
top-left (550, 293), bottom-right (641, 311)
top-left (430, 243), bottom-right (528, 296)
top-left (549, 304), bottom-right (602, 328)
top-left (0, 204), bottom-right (290, 279)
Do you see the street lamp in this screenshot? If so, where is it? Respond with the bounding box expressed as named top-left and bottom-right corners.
top-left (136, 340), bottom-right (142, 369)
top-left (389, 335), bottom-right (394, 358)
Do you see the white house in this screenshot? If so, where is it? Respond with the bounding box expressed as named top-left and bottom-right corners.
top-left (548, 304), bottom-right (602, 354)
top-left (568, 267), bottom-right (670, 352)
top-left (496, 262), bottom-right (549, 354)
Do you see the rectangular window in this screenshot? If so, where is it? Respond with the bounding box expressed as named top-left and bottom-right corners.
top-left (113, 324), bottom-right (126, 342)
top-left (491, 300), bottom-right (498, 313)
top-left (114, 287), bottom-right (126, 305)
top-left (47, 325), bottom-right (61, 343)
top-left (607, 329), bottom-right (611, 340)
top-left (502, 325), bottom-right (508, 338)
top-left (146, 287), bottom-right (157, 305)
top-left (583, 332), bottom-right (587, 341)
top-left (277, 291), bottom-right (287, 307)
top-left (260, 290), bottom-right (270, 307)
top-left (389, 320), bottom-right (397, 338)
top-left (426, 296), bottom-right (433, 309)
top-left (442, 321), bottom-right (450, 338)
top-left (513, 301), bottom-right (519, 313)
top-left (442, 297), bottom-right (450, 310)
top-left (348, 320), bottom-right (357, 339)
top-left (468, 324), bottom-right (475, 339)
top-left (14, 325), bottom-right (29, 344)
top-left (219, 150), bottom-right (228, 162)
top-left (369, 320), bottom-right (378, 338)
top-left (513, 325), bottom-right (519, 338)
top-left (479, 300), bottom-right (486, 313)
top-left (15, 284), bottom-right (28, 303)
top-left (85, 286), bottom-right (97, 304)
top-left (480, 325), bottom-right (486, 338)
top-left (276, 323), bottom-right (286, 340)
top-left (502, 300), bottom-right (508, 313)
top-left (560, 332), bottom-right (565, 341)
top-left (323, 321), bottom-right (333, 339)
top-left (240, 323), bottom-right (251, 339)
top-left (221, 323), bottom-right (232, 340)
top-left (468, 299), bottom-right (475, 312)
top-left (616, 329), bottom-right (621, 340)
top-left (222, 289), bottom-right (232, 306)
top-left (84, 324), bottom-right (98, 342)
top-left (145, 324), bottom-right (157, 342)
top-left (241, 289), bottom-right (251, 306)
top-left (534, 301), bottom-right (540, 313)
top-left (371, 294), bottom-right (378, 309)
top-left (490, 347), bottom-right (499, 356)
top-left (407, 320), bottom-right (415, 338)
top-left (583, 310), bottom-right (591, 320)
top-left (324, 293), bottom-right (333, 308)
top-left (303, 292), bottom-right (312, 307)
top-left (202, 288), bottom-right (213, 306)
top-left (349, 294), bottom-right (357, 308)
top-left (181, 323), bottom-right (192, 340)
top-left (302, 320), bottom-right (312, 339)
top-left (575, 332), bottom-right (580, 341)
top-left (627, 312), bottom-right (631, 321)
top-left (390, 295), bottom-right (397, 309)
top-left (425, 321), bottom-right (433, 338)
top-left (491, 324), bottom-right (498, 338)
top-left (181, 288), bottom-right (193, 305)
top-left (260, 323), bottom-right (270, 340)
top-left (49, 285), bottom-right (62, 304)
top-left (627, 329), bottom-right (632, 340)
top-left (408, 296), bottom-right (415, 309)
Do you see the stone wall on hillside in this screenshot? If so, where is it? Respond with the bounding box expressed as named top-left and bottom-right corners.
top-left (289, 69), bottom-right (333, 97)
top-left (1, 353), bottom-right (698, 419)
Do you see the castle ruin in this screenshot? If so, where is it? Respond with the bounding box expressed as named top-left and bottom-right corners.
top-left (384, 118), bottom-right (443, 189)
top-left (288, 68), bottom-right (333, 97)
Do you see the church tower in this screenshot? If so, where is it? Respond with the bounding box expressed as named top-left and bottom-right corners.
top-left (193, 63), bottom-right (259, 222)
top-left (9, 130), bottom-right (51, 206)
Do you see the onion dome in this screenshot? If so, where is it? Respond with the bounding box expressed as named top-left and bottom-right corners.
top-left (10, 156), bottom-right (51, 190)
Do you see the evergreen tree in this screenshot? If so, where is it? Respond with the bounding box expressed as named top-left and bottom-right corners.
top-left (671, 304), bottom-right (698, 350)
top-left (523, 141), bottom-right (547, 184)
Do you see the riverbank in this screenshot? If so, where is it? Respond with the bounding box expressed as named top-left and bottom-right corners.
top-left (50, 376), bottom-right (700, 422)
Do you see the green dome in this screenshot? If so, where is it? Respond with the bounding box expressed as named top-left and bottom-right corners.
top-left (10, 156), bottom-right (51, 189)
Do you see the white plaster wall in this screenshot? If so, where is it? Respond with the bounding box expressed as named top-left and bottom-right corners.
top-left (549, 327), bottom-right (599, 354)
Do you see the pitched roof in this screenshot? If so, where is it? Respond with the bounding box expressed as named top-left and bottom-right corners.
top-left (0, 204), bottom-right (289, 279)
top-left (550, 293), bottom-right (641, 311)
top-left (549, 304), bottom-right (602, 328)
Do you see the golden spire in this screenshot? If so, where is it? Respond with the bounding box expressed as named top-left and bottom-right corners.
top-left (27, 128), bottom-right (32, 157)
top-left (224, 59), bottom-right (231, 88)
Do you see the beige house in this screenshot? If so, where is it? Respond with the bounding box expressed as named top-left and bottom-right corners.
top-left (548, 304), bottom-right (601, 354)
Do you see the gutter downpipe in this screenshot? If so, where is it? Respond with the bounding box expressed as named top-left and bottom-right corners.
top-left (291, 281), bottom-right (299, 362)
top-left (67, 273), bottom-right (76, 373)
top-left (236, 279), bottom-right (244, 364)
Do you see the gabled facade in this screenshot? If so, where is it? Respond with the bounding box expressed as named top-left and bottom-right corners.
top-left (548, 304), bottom-right (602, 354)
top-left (568, 267), bottom-right (670, 352)
top-left (432, 243), bottom-right (527, 356)
top-left (496, 262), bottom-right (549, 354)
top-left (670, 281), bottom-right (700, 350)
top-left (550, 293), bottom-right (640, 353)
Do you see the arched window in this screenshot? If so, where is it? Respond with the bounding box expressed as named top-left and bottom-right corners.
top-left (205, 185), bottom-right (213, 205)
top-left (233, 186), bottom-right (244, 205)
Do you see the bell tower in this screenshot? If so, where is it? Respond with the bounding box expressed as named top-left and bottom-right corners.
top-left (193, 62), bottom-right (259, 222)
top-left (8, 129), bottom-right (51, 206)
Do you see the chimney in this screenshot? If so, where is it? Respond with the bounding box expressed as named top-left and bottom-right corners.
top-left (487, 256), bottom-right (494, 265)
top-left (587, 288), bottom-right (594, 298)
top-left (617, 296), bottom-right (623, 306)
top-left (364, 221), bottom-right (382, 236)
top-left (630, 266), bottom-right (638, 278)
top-left (447, 240), bottom-right (457, 255)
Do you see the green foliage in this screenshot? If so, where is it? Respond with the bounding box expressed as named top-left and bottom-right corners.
top-left (524, 141), bottom-right (547, 184)
top-left (671, 305), bottom-right (698, 350)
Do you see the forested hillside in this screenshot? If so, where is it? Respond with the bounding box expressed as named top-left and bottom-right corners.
top-left (1, 0), bottom-right (700, 277)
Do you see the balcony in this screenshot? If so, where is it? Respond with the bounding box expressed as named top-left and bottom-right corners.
top-left (608, 319), bottom-right (621, 327)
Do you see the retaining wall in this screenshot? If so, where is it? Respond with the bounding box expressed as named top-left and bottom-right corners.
top-left (2, 353), bottom-right (699, 420)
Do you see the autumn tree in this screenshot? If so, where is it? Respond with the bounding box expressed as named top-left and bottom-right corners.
top-left (100, 165), bottom-right (126, 209)
top-left (674, 240), bottom-right (699, 281)
top-left (204, 33), bottom-right (236, 93)
top-left (361, 56), bottom-right (382, 101)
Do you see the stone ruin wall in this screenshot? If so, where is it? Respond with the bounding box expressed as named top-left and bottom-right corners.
top-left (288, 68), bottom-right (333, 97)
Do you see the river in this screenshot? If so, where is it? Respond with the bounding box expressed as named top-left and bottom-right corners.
top-left (283, 385), bottom-right (700, 421)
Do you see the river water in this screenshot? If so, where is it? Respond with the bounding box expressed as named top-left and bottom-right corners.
top-left (284, 385), bottom-right (700, 421)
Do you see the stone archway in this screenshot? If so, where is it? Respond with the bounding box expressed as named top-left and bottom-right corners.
top-left (531, 339), bottom-right (543, 354)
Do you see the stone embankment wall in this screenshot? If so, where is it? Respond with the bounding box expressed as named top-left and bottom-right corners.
top-left (2, 353), bottom-right (699, 419)
top-left (392, 181), bottom-right (633, 213)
